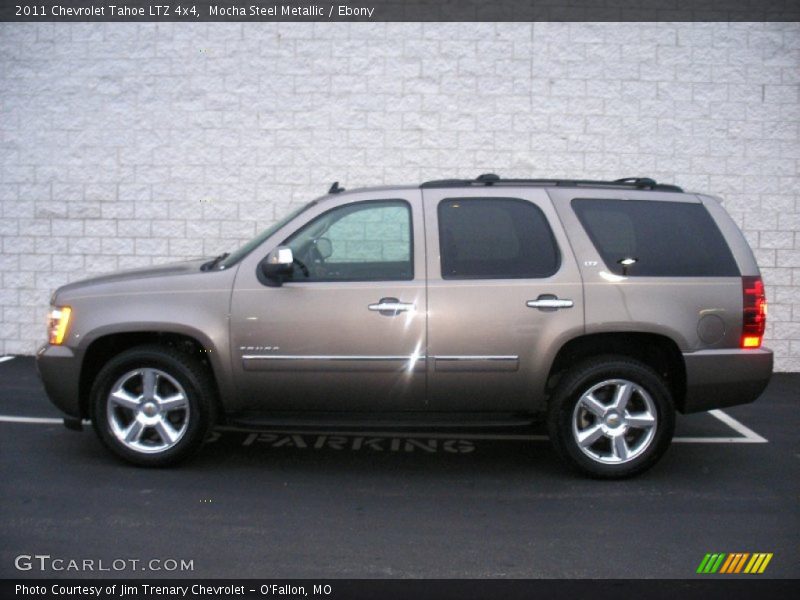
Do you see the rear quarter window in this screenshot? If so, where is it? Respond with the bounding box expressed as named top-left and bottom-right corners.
top-left (572, 198), bottom-right (739, 277)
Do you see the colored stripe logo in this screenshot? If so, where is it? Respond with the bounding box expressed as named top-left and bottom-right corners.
top-left (697, 553), bottom-right (773, 574)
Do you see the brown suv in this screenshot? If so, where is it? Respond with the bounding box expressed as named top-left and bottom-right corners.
top-left (36, 175), bottom-right (773, 477)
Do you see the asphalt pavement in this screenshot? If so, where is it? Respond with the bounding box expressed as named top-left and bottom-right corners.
top-left (0, 356), bottom-right (797, 579)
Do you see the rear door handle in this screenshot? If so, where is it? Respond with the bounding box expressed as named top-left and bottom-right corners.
top-left (368, 297), bottom-right (415, 316)
top-left (526, 296), bottom-right (574, 309)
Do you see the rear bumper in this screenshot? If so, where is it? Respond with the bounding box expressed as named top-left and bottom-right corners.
top-left (35, 344), bottom-right (82, 419)
top-left (681, 347), bottom-right (773, 413)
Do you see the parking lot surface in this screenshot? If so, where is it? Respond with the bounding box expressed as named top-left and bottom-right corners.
top-left (0, 356), bottom-right (797, 579)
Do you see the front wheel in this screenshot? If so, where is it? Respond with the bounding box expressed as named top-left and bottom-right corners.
top-left (90, 345), bottom-right (215, 467)
top-left (547, 356), bottom-right (675, 479)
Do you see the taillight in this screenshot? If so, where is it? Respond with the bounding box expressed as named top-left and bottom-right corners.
top-left (741, 276), bottom-right (766, 349)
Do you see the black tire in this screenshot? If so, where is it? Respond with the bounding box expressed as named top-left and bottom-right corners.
top-left (547, 355), bottom-right (675, 479)
top-left (90, 345), bottom-right (216, 467)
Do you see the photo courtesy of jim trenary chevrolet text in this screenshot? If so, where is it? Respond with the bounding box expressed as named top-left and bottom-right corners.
top-left (0, 0), bottom-right (798, 598)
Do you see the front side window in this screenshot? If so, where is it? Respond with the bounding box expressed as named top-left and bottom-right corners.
top-left (283, 200), bottom-right (413, 282)
top-left (438, 198), bottom-right (560, 279)
top-left (572, 199), bottom-right (739, 277)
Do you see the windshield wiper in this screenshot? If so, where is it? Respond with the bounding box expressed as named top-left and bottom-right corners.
top-left (201, 252), bottom-right (229, 271)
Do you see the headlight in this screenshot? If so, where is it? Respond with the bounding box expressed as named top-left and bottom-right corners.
top-left (48, 306), bottom-right (72, 345)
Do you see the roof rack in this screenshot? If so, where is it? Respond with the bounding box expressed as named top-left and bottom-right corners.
top-left (420, 173), bottom-right (683, 193)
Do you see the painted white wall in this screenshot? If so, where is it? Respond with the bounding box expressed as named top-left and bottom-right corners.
top-left (1, 22), bottom-right (798, 369)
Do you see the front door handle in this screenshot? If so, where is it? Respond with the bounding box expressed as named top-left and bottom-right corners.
top-left (526, 296), bottom-right (574, 310)
top-left (368, 297), bottom-right (415, 316)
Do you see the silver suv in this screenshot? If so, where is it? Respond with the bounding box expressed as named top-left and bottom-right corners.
top-left (37, 174), bottom-right (773, 477)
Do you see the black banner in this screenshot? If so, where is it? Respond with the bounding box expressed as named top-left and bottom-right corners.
top-left (3, 579), bottom-right (799, 600)
top-left (1, 0), bottom-right (799, 22)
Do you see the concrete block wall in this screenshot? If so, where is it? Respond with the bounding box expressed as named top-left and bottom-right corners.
top-left (0, 22), bottom-right (798, 370)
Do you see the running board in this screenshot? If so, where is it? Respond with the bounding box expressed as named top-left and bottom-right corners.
top-left (225, 412), bottom-right (538, 431)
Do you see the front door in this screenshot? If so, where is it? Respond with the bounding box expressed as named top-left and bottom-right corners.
top-left (230, 190), bottom-right (427, 412)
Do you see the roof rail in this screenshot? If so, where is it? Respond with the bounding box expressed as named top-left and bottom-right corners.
top-left (420, 174), bottom-right (683, 193)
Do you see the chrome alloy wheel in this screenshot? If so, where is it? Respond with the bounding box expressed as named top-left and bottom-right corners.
top-left (571, 378), bottom-right (658, 464)
top-left (106, 368), bottom-right (190, 454)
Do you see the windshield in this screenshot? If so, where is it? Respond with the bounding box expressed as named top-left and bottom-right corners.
top-left (218, 201), bottom-right (316, 269)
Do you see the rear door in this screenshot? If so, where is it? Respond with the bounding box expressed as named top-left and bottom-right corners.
top-left (422, 187), bottom-right (584, 412)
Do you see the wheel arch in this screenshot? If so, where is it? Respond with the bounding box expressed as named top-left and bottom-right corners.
top-left (78, 329), bottom-right (225, 421)
top-left (546, 332), bottom-right (687, 412)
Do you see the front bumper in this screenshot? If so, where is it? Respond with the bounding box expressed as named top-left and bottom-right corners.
top-left (36, 343), bottom-right (83, 419)
top-left (681, 347), bottom-right (773, 413)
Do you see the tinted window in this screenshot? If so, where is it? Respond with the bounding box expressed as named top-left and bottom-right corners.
top-left (283, 200), bottom-right (412, 282)
top-left (572, 199), bottom-right (739, 277)
top-left (438, 198), bottom-right (560, 279)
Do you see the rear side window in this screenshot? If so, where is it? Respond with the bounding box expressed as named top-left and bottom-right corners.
top-left (438, 198), bottom-right (560, 279)
top-left (572, 199), bottom-right (739, 277)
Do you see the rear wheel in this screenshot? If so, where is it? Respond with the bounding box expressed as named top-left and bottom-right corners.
top-left (547, 356), bottom-right (675, 479)
top-left (90, 345), bottom-right (215, 467)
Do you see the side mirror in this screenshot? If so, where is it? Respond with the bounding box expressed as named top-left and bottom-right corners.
top-left (314, 237), bottom-right (333, 260)
top-left (260, 246), bottom-right (294, 286)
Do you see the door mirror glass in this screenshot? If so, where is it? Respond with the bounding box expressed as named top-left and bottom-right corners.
top-left (260, 246), bottom-right (294, 286)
